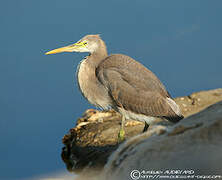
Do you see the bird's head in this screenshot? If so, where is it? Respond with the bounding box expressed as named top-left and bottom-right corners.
top-left (45, 34), bottom-right (102, 55)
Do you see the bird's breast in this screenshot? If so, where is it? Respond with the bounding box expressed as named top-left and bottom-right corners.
top-left (76, 59), bottom-right (112, 109)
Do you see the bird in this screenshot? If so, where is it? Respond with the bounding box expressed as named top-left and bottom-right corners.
top-left (45, 34), bottom-right (184, 141)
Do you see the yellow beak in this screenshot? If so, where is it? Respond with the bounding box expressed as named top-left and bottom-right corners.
top-left (45, 41), bottom-right (87, 55)
top-left (45, 45), bottom-right (74, 55)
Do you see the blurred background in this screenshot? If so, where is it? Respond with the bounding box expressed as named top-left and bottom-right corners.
top-left (0, 0), bottom-right (222, 179)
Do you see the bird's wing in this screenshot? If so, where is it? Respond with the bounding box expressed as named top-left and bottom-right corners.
top-left (97, 54), bottom-right (170, 97)
top-left (96, 54), bottom-right (179, 119)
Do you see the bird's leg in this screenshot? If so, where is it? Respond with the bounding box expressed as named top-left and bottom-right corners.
top-left (143, 121), bottom-right (149, 133)
top-left (118, 115), bottom-right (125, 142)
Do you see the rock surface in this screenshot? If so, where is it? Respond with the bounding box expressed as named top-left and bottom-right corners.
top-left (61, 89), bottom-right (222, 179)
top-left (103, 101), bottom-right (222, 180)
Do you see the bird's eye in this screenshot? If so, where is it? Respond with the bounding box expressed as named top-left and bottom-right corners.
top-left (83, 42), bottom-right (87, 45)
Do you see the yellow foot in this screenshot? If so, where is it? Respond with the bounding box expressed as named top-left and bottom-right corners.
top-left (118, 128), bottom-right (125, 143)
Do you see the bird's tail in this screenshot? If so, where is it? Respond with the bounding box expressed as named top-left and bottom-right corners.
top-left (165, 97), bottom-right (184, 123)
top-left (164, 114), bottom-right (184, 123)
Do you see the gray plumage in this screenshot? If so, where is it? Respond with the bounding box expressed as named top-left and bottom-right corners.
top-left (96, 54), bottom-right (183, 122)
top-left (46, 34), bottom-right (184, 138)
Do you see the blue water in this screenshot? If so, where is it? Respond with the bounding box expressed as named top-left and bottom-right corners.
top-left (1, 0), bottom-right (222, 179)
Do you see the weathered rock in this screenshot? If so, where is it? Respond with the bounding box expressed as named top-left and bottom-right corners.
top-left (102, 101), bottom-right (222, 180)
top-left (61, 89), bottom-right (222, 179)
top-left (174, 88), bottom-right (222, 117)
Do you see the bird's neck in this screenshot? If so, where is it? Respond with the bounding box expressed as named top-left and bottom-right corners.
top-left (88, 40), bottom-right (108, 67)
top-left (77, 47), bottom-right (111, 109)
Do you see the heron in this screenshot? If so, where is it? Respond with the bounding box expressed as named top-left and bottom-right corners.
top-left (45, 34), bottom-right (183, 141)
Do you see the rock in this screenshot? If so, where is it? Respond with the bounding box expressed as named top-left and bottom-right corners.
top-left (174, 88), bottom-right (222, 117)
top-left (61, 89), bottom-right (222, 179)
top-left (102, 101), bottom-right (222, 180)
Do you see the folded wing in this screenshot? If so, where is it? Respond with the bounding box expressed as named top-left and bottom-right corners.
top-left (96, 54), bottom-right (183, 122)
